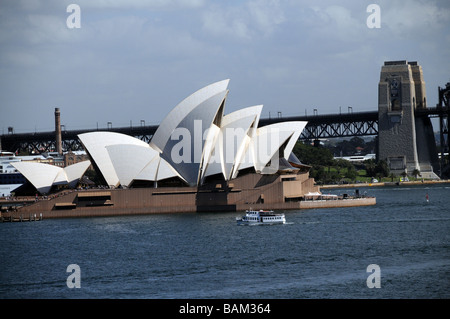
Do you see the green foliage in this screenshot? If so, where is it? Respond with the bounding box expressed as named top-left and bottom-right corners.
top-left (363, 159), bottom-right (389, 178)
top-left (344, 166), bottom-right (358, 181)
top-left (376, 159), bottom-right (390, 177)
top-left (412, 169), bottom-right (421, 178)
top-left (293, 141), bottom-right (390, 184)
top-left (293, 141), bottom-right (333, 167)
top-left (389, 173), bottom-right (396, 182)
top-left (328, 136), bottom-right (377, 157)
top-left (293, 142), bottom-right (343, 184)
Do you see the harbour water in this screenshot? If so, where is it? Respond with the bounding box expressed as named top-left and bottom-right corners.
top-left (1, 184), bottom-right (449, 299)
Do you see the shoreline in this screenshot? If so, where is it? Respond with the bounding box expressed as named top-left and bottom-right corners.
top-left (1, 196), bottom-right (377, 221)
top-left (0, 171), bottom-right (377, 222)
top-left (320, 179), bottom-right (450, 189)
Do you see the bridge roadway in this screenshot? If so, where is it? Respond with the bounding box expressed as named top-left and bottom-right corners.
top-left (0, 107), bottom-right (446, 154)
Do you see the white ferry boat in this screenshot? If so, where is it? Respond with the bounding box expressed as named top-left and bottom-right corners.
top-left (236, 209), bottom-right (286, 225)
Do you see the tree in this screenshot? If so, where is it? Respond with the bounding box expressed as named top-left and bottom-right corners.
top-left (331, 136), bottom-right (370, 156)
top-left (345, 166), bottom-right (358, 182)
top-left (400, 171), bottom-right (408, 181)
top-left (311, 166), bottom-right (326, 184)
top-left (363, 159), bottom-right (389, 179)
top-left (364, 159), bottom-right (377, 177)
top-left (349, 136), bottom-right (366, 148)
top-left (334, 158), bottom-right (353, 175)
top-left (293, 141), bottom-right (334, 167)
top-left (412, 169), bottom-right (421, 180)
top-left (389, 172), bottom-right (396, 182)
top-left (326, 170), bottom-right (341, 185)
top-left (375, 160), bottom-right (390, 178)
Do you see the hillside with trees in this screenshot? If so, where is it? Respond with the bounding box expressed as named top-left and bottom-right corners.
top-left (292, 139), bottom-right (390, 185)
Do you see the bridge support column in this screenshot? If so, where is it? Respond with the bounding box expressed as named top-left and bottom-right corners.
top-left (378, 60), bottom-right (439, 179)
top-left (438, 83), bottom-right (450, 177)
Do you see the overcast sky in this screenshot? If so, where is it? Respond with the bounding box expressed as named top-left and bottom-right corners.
top-left (1, 0), bottom-right (449, 134)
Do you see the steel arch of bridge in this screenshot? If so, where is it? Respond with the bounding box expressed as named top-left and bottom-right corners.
top-left (1, 111), bottom-right (381, 154)
top-left (258, 111), bottom-right (379, 140)
top-left (300, 117), bottom-right (378, 139)
top-left (0, 126), bottom-right (158, 154)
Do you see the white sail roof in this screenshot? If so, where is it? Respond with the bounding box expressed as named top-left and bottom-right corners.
top-left (64, 160), bottom-right (92, 188)
top-left (78, 131), bottom-right (149, 187)
top-left (150, 80), bottom-right (230, 186)
top-left (131, 155), bottom-right (180, 182)
top-left (204, 105), bottom-right (262, 180)
top-left (150, 79), bottom-right (229, 153)
top-left (11, 162), bottom-right (61, 194)
top-left (11, 160), bottom-right (91, 194)
top-left (105, 144), bottom-right (159, 187)
top-left (239, 121), bottom-right (308, 174)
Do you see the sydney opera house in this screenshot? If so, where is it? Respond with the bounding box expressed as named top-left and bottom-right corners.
top-left (8, 80), bottom-right (375, 218)
top-left (78, 79), bottom-right (307, 189)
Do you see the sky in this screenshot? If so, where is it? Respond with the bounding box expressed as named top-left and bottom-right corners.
top-left (1, 0), bottom-right (449, 134)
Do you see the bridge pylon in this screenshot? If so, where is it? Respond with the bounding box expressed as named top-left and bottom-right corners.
top-left (378, 60), bottom-right (440, 179)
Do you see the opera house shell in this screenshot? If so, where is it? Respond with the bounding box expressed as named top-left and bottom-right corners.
top-left (11, 160), bottom-right (91, 194)
top-left (78, 79), bottom-right (308, 189)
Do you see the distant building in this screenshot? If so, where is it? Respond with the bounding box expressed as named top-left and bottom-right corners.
top-left (64, 150), bottom-right (90, 167)
top-left (334, 154), bottom-right (376, 164)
